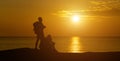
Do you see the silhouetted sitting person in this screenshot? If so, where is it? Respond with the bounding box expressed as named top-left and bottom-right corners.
top-left (33, 17), bottom-right (46, 49)
top-left (46, 35), bottom-right (57, 53)
top-left (40, 35), bottom-right (57, 53)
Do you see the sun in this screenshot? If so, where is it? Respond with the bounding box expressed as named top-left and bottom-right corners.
top-left (72, 15), bottom-right (80, 22)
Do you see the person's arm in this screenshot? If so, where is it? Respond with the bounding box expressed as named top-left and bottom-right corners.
top-left (41, 23), bottom-right (46, 28)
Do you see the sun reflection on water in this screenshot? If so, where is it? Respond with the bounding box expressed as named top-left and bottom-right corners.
top-left (69, 36), bottom-right (83, 53)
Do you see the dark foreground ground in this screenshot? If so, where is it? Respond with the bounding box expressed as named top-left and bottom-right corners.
top-left (0, 48), bottom-right (120, 61)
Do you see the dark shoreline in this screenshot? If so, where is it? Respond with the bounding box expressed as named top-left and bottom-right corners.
top-left (0, 48), bottom-right (120, 61)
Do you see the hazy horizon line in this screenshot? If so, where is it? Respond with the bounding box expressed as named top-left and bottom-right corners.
top-left (0, 36), bottom-right (120, 38)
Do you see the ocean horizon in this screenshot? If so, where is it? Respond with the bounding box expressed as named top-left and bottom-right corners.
top-left (0, 36), bottom-right (120, 53)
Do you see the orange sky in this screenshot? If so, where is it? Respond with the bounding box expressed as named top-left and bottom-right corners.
top-left (0, 0), bottom-right (120, 37)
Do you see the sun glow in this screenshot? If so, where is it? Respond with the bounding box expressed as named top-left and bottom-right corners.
top-left (72, 15), bottom-right (80, 22)
top-left (54, 10), bottom-right (84, 24)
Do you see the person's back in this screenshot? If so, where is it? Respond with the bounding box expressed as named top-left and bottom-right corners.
top-left (33, 17), bottom-right (46, 37)
top-left (33, 21), bottom-right (40, 34)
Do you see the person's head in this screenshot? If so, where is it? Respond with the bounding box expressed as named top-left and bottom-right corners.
top-left (47, 35), bottom-right (52, 41)
top-left (38, 17), bottom-right (42, 22)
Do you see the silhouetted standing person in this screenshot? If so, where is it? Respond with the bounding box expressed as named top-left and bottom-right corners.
top-left (33, 17), bottom-right (46, 49)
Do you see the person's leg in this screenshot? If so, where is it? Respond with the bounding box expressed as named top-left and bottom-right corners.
top-left (35, 36), bottom-right (39, 49)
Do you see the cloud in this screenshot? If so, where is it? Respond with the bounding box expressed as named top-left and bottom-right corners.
top-left (52, 10), bottom-right (82, 17)
top-left (89, 0), bottom-right (120, 11)
top-left (87, 8), bottom-right (120, 16)
top-left (103, 8), bottom-right (120, 16)
top-left (52, 0), bottom-right (120, 17)
top-left (52, 8), bottom-right (120, 18)
top-left (84, 0), bottom-right (120, 16)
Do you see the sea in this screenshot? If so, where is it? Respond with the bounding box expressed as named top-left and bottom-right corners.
top-left (0, 37), bottom-right (120, 53)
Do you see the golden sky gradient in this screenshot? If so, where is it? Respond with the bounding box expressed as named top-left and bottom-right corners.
top-left (0, 0), bottom-right (120, 37)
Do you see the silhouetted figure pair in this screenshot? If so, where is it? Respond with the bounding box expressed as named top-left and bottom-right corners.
top-left (33, 17), bottom-right (57, 53)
